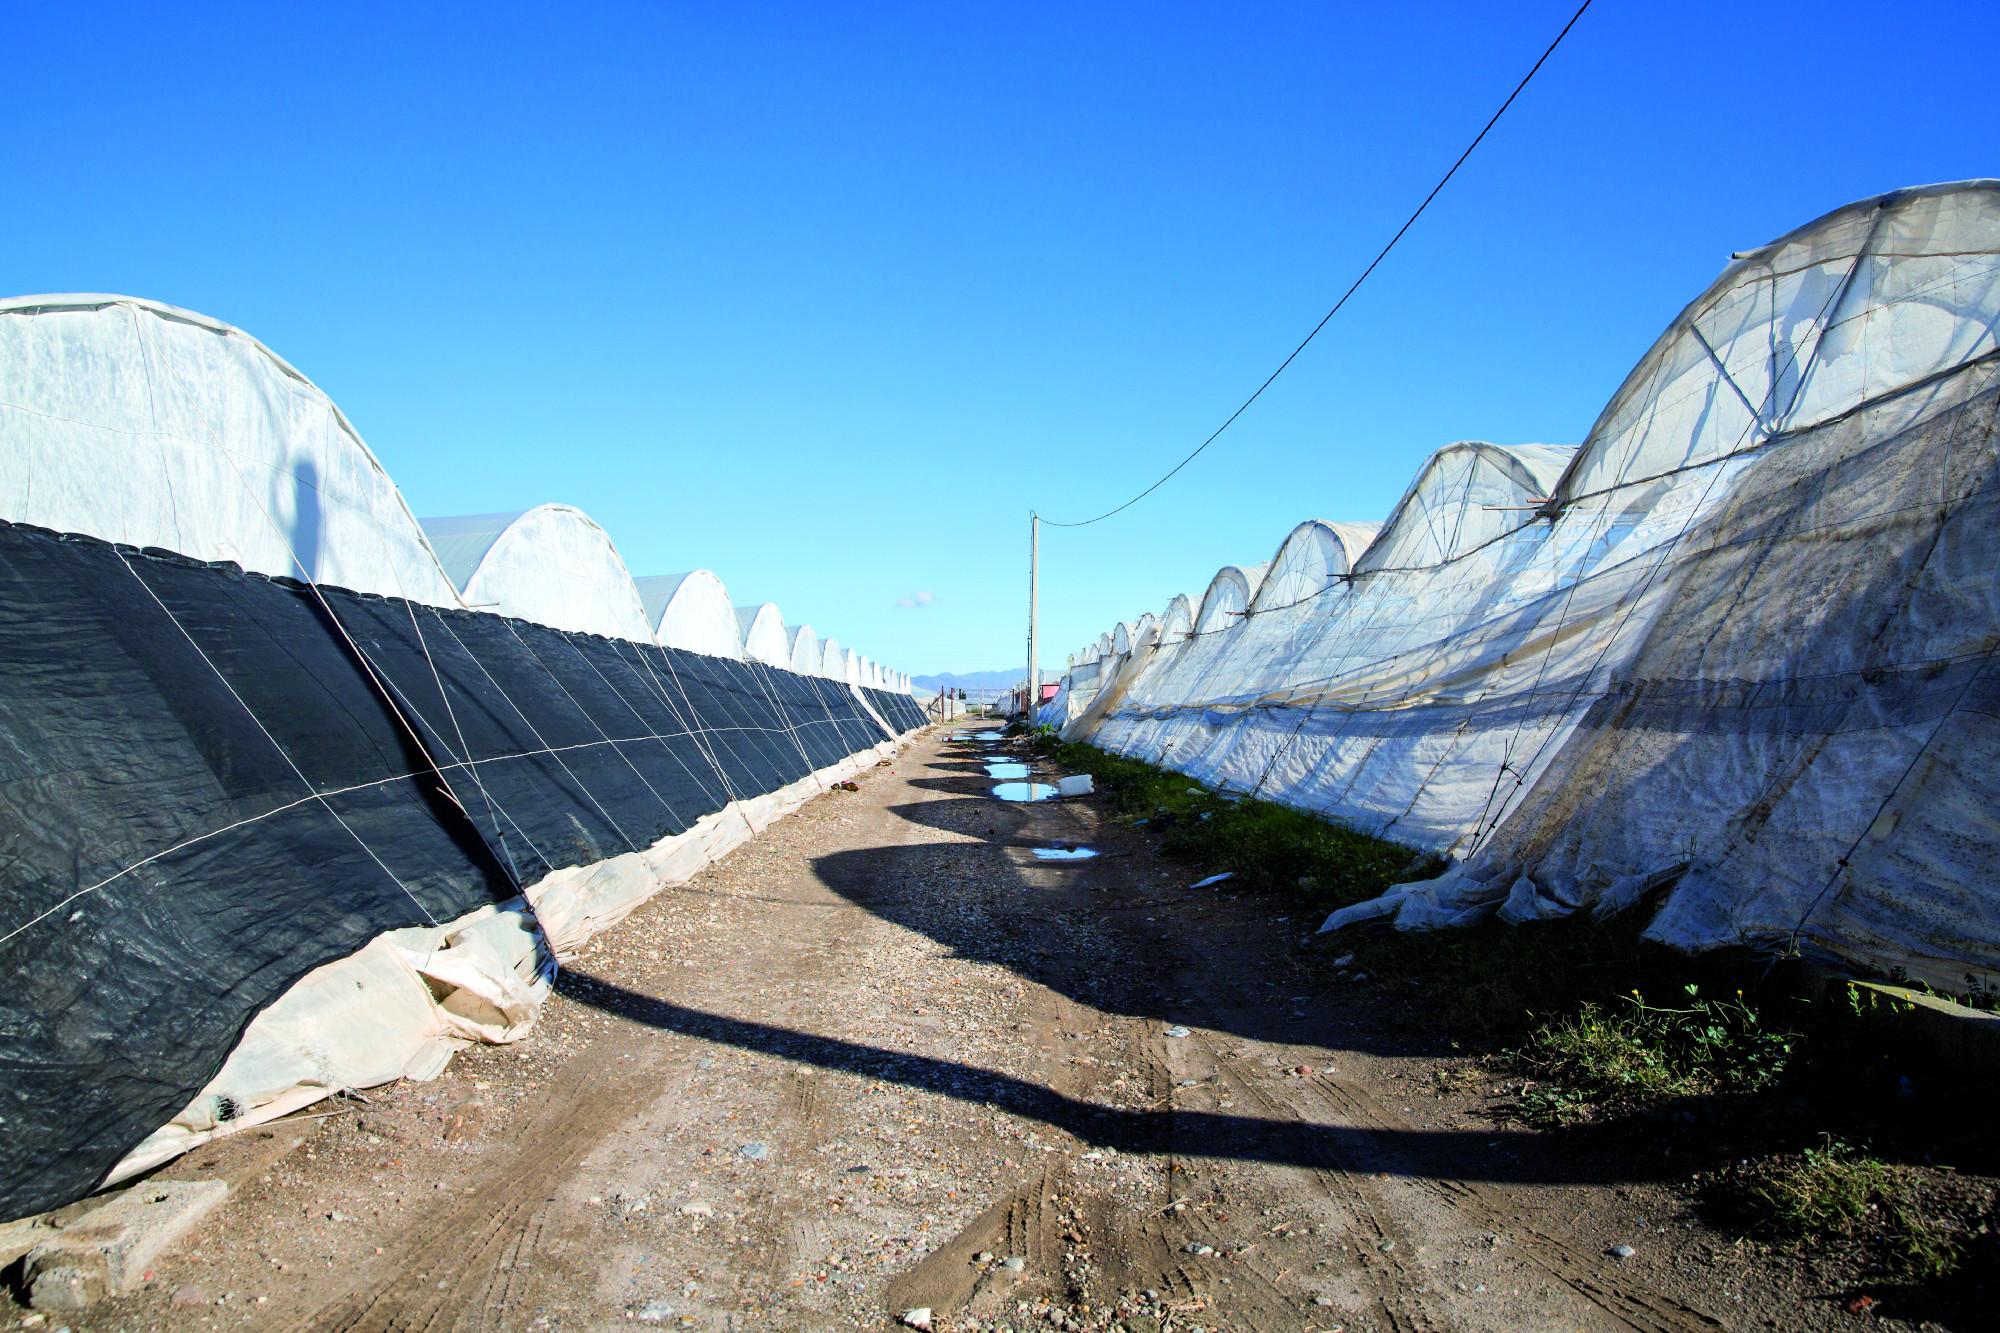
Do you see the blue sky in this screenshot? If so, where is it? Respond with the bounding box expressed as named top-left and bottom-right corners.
top-left (7, 2), bottom-right (1994, 677)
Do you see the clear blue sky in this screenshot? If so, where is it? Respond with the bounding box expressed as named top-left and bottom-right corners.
top-left (7, 2), bottom-right (1993, 677)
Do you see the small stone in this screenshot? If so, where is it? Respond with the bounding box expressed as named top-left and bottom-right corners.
top-left (1610, 1243), bottom-right (1636, 1259)
top-left (632, 1298), bottom-right (676, 1322)
top-left (678, 1201), bottom-right (714, 1217)
top-left (973, 1251), bottom-right (994, 1264)
top-left (737, 1142), bottom-right (771, 1160)
top-left (1001, 1255), bottom-right (1026, 1272)
top-left (1164, 1026), bottom-right (1191, 1039)
top-left (900, 1308), bottom-right (934, 1330)
top-left (441, 1098), bottom-right (485, 1142)
top-left (1376, 1239), bottom-right (1396, 1253)
top-left (1184, 1242), bottom-right (1215, 1256)
top-left (1314, 1295), bottom-right (1335, 1307)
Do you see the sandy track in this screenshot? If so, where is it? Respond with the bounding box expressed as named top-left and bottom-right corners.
top-left (59, 725), bottom-right (1731, 1331)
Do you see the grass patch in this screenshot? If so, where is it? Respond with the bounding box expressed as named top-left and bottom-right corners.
top-left (1023, 728), bottom-right (1438, 910)
top-left (1731, 1139), bottom-right (1961, 1279)
top-left (1508, 984), bottom-right (1794, 1125)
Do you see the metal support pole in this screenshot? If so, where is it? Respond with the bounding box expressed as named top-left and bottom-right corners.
top-left (1027, 510), bottom-right (1040, 721)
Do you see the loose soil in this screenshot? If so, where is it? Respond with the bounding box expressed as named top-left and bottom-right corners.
top-left (21, 725), bottom-right (1961, 1330)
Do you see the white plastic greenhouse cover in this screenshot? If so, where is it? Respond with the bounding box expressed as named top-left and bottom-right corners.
top-left (1250, 520), bottom-right (1381, 612)
top-left (1158, 594), bottom-right (1198, 645)
top-left (734, 603), bottom-right (789, 667)
top-left (0, 295), bottom-right (460, 607)
top-left (818, 637), bottom-right (847, 680)
top-left (787, 624), bottom-right (821, 675)
top-left (1057, 181), bottom-right (2000, 986)
top-left (1349, 444), bottom-right (1572, 574)
top-left (420, 506), bottom-right (654, 643)
top-left (1193, 563), bottom-right (1268, 634)
top-left (634, 570), bottom-right (744, 659)
top-left (0, 290), bottom-right (937, 1218)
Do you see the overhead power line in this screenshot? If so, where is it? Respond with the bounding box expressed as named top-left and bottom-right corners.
top-left (1040, 0), bottom-right (1596, 529)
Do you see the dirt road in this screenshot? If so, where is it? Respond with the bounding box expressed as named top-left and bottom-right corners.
top-left (57, 724), bottom-right (1739, 1331)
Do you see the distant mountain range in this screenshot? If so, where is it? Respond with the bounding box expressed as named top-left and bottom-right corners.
top-left (911, 669), bottom-right (1018, 694)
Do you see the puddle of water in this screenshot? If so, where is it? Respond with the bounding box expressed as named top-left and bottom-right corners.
top-left (1031, 846), bottom-right (1098, 861)
top-left (985, 761), bottom-right (1031, 779)
top-left (992, 781), bottom-right (1058, 802)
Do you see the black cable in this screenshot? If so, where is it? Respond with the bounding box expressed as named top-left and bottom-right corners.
top-left (1040, 0), bottom-right (1596, 529)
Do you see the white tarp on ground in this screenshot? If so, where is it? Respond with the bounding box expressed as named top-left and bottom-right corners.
top-left (422, 505), bottom-right (656, 643)
top-left (636, 570), bottom-right (745, 658)
top-left (0, 295), bottom-right (461, 607)
top-left (1054, 182), bottom-right (2000, 987)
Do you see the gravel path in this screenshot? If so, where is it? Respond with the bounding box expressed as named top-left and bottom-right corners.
top-left (47, 725), bottom-right (1744, 1332)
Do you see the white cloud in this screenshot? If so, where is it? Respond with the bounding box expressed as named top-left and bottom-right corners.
top-left (895, 590), bottom-right (937, 609)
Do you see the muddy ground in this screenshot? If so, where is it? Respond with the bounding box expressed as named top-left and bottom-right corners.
top-left (14, 724), bottom-right (1937, 1331)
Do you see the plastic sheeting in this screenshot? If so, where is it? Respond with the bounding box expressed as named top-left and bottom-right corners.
top-left (422, 506), bottom-right (656, 643)
top-left (735, 602), bottom-right (790, 667)
top-left (0, 525), bottom-right (512, 1218)
top-left (0, 521), bottom-right (924, 1219)
top-left (636, 570), bottom-right (745, 659)
top-left (0, 295), bottom-right (925, 1221)
top-left (1052, 182), bottom-right (2000, 986)
top-left (787, 623), bottom-right (821, 675)
top-left (0, 296), bottom-right (460, 606)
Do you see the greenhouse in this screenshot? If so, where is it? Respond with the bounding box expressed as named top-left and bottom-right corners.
top-left (1048, 181), bottom-right (2000, 988)
top-left (0, 296), bottom-right (923, 1221)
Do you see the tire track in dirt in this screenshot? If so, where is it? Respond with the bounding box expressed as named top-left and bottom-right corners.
top-left (1187, 1030), bottom-right (1450, 1333)
top-left (291, 1059), bottom-right (652, 1332)
top-left (1297, 1068), bottom-right (1725, 1332)
top-left (884, 1165), bottom-right (1065, 1319)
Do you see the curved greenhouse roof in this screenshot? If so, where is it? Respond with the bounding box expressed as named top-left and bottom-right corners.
top-left (1194, 562), bottom-right (1269, 634)
top-left (1158, 593), bottom-right (1198, 644)
top-left (421, 505), bottom-right (653, 642)
top-left (1551, 181), bottom-right (2000, 509)
top-left (0, 295), bottom-right (459, 606)
top-left (786, 624), bottom-right (820, 675)
top-left (819, 636), bottom-right (847, 680)
top-left (1251, 519), bottom-right (1381, 613)
top-left (634, 570), bottom-right (743, 659)
top-left (1351, 443), bottom-right (1574, 574)
top-left (734, 603), bottom-right (789, 667)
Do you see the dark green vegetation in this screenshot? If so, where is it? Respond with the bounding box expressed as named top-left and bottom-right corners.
top-left (1023, 727), bottom-right (2000, 1307)
top-left (1023, 726), bottom-right (1438, 909)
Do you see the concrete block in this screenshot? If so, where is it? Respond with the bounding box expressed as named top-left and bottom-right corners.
top-left (22, 1179), bottom-right (228, 1310)
top-left (0, 1213), bottom-right (60, 1270)
top-left (1850, 981), bottom-right (2000, 1084)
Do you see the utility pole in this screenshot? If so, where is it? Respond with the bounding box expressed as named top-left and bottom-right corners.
top-left (1026, 509), bottom-right (1040, 721)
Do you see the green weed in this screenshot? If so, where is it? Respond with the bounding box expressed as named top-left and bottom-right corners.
top-left (1023, 733), bottom-right (1435, 909)
top-left (1509, 984), bottom-right (1794, 1125)
top-left (1736, 1139), bottom-right (1960, 1279)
